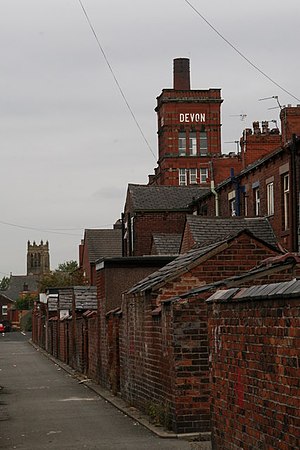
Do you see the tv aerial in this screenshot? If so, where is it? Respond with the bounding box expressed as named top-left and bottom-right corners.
top-left (258, 95), bottom-right (282, 110)
top-left (225, 140), bottom-right (240, 153)
top-left (230, 113), bottom-right (247, 121)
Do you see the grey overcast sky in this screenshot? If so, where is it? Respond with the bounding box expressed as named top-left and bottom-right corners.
top-left (1, 0), bottom-right (299, 276)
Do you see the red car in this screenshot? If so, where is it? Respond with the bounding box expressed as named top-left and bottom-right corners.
top-left (0, 323), bottom-right (5, 333)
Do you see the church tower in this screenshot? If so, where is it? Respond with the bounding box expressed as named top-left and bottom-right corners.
top-left (151, 58), bottom-right (223, 186)
top-left (27, 240), bottom-right (50, 276)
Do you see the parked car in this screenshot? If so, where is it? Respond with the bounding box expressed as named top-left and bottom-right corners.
top-left (0, 323), bottom-right (4, 333)
top-left (0, 320), bottom-right (11, 332)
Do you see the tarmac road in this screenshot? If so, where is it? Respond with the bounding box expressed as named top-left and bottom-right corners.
top-left (0, 332), bottom-right (193, 449)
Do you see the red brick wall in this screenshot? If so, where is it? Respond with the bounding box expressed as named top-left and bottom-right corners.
top-left (196, 148), bottom-right (295, 251)
top-left (207, 292), bottom-right (300, 450)
top-left (106, 312), bottom-right (121, 394)
top-left (180, 221), bottom-right (195, 254)
top-left (241, 132), bottom-right (282, 168)
top-left (120, 234), bottom-right (279, 433)
top-left (157, 234), bottom-right (279, 304)
top-left (120, 292), bottom-right (174, 427)
top-left (71, 317), bottom-right (84, 372)
top-left (133, 211), bottom-right (187, 256)
top-left (58, 321), bottom-right (66, 362)
top-left (87, 315), bottom-right (98, 380)
top-left (96, 261), bottom-right (175, 389)
top-left (80, 242), bottom-right (93, 284)
top-left (170, 297), bottom-right (211, 433)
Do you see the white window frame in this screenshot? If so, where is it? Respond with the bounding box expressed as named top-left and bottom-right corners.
top-left (2, 305), bottom-right (7, 316)
top-left (178, 132), bottom-right (186, 156)
top-left (189, 132), bottom-right (197, 156)
top-left (283, 173), bottom-right (289, 230)
top-left (189, 168), bottom-right (197, 184)
top-left (254, 187), bottom-right (260, 216)
top-left (179, 168), bottom-right (187, 186)
top-left (267, 182), bottom-right (274, 216)
top-left (200, 131), bottom-right (208, 155)
top-left (200, 168), bottom-right (208, 184)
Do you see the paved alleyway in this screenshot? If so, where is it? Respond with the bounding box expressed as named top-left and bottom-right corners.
top-left (0, 332), bottom-right (193, 449)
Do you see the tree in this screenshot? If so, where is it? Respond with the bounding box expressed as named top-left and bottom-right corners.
top-left (39, 260), bottom-right (86, 292)
top-left (0, 276), bottom-right (10, 291)
top-left (57, 261), bottom-right (78, 273)
top-left (15, 293), bottom-right (38, 310)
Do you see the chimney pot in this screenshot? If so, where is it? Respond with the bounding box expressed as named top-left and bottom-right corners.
top-left (173, 58), bottom-right (190, 90)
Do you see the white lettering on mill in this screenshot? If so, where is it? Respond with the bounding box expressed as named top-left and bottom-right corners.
top-left (179, 113), bottom-right (206, 123)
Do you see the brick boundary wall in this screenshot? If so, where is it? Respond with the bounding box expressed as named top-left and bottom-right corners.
top-left (207, 291), bottom-right (300, 450)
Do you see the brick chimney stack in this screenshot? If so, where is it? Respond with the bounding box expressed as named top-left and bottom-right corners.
top-left (173, 58), bottom-right (190, 90)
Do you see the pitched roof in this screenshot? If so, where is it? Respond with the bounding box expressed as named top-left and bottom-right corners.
top-left (155, 252), bottom-right (297, 305)
top-left (128, 239), bottom-right (227, 294)
top-left (84, 228), bottom-right (122, 263)
top-left (151, 233), bottom-right (182, 255)
top-left (185, 216), bottom-right (277, 248)
top-left (1, 275), bottom-right (39, 301)
top-left (127, 184), bottom-right (210, 211)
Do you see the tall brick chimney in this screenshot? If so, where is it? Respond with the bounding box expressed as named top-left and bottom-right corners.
top-left (173, 58), bottom-right (190, 90)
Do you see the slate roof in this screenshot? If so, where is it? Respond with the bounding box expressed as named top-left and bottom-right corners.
top-left (127, 184), bottom-right (210, 211)
top-left (84, 228), bottom-right (122, 263)
top-left (0, 275), bottom-right (39, 301)
top-left (185, 215), bottom-right (277, 248)
top-left (128, 239), bottom-right (227, 294)
top-left (152, 233), bottom-right (182, 255)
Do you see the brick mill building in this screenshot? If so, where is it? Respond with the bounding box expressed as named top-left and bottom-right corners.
top-left (149, 58), bottom-right (242, 187)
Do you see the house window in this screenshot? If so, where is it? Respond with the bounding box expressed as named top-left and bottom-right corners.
top-left (200, 168), bottom-right (208, 184)
top-left (189, 168), bottom-right (197, 184)
top-left (228, 190), bottom-right (236, 216)
top-left (200, 130), bottom-right (208, 155)
top-left (179, 168), bottom-right (187, 185)
top-left (2, 305), bottom-right (7, 316)
top-left (230, 199), bottom-right (236, 216)
top-left (267, 182), bottom-right (274, 216)
top-left (283, 173), bottom-right (289, 230)
top-left (178, 132), bottom-right (186, 156)
top-left (254, 187), bottom-right (260, 216)
top-left (189, 132), bottom-right (197, 156)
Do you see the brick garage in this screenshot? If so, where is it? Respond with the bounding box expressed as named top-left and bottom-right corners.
top-left (96, 256), bottom-right (174, 390)
top-left (207, 279), bottom-right (300, 450)
top-left (120, 230), bottom-right (281, 433)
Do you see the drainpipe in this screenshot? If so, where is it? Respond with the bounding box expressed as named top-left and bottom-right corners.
top-left (290, 134), bottom-right (298, 252)
top-left (121, 213), bottom-right (126, 257)
top-left (210, 161), bottom-right (219, 216)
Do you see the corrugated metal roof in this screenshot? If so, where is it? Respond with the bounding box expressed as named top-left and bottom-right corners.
top-left (207, 279), bottom-right (300, 303)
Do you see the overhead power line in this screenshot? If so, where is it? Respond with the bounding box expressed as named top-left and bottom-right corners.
top-left (77, 0), bottom-right (156, 160)
top-left (0, 220), bottom-right (119, 236)
top-left (0, 220), bottom-right (82, 237)
top-left (184, 0), bottom-right (300, 103)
